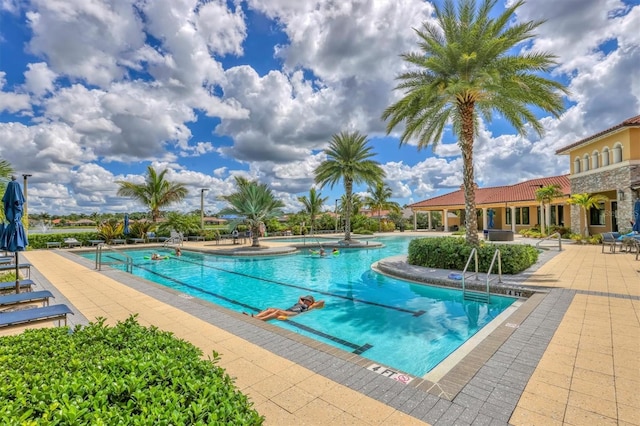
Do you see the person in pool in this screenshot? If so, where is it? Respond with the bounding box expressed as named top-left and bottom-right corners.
top-left (151, 253), bottom-right (163, 260)
top-left (251, 295), bottom-right (324, 321)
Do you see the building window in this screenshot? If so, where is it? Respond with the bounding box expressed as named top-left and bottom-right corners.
top-left (521, 207), bottom-right (530, 225)
top-left (592, 151), bottom-right (599, 169)
top-left (574, 158), bottom-right (581, 173)
top-left (613, 144), bottom-right (622, 163)
top-left (589, 202), bottom-right (606, 226)
top-left (507, 207), bottom-right (529, 225)
top-left (602, 148), bottom-right (610, 166)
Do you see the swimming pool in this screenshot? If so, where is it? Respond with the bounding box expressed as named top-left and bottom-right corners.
top-left (82, 236), bottom-right (515, 377)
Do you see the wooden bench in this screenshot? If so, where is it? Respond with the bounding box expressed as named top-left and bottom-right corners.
top-left (0, 290), bottom-right (53, 309)
top-left (0, 304), bottom-right (74, 328)
top-left (46, 242), bottom-right (62, 249)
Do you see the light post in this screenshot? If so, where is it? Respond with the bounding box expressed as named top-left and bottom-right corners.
top-left (22, 174), bottom-right (32, 235)
top-left (334, 199), bottom-right (339, 233)
top-left (200, 188), bottom-right (209, 230)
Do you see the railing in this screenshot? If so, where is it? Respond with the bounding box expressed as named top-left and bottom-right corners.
top-left (462, 248), bottom-right (501, 303)
top-left (95, 244), bottom-right (133, 273)
top-left (163, 236), bottom-right (183, 247)
top-left (536, 232), bottom-right (562, 251)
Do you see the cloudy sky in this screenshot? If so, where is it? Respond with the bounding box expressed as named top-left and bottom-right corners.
top-left (0, 0), bottom-right (639, 218)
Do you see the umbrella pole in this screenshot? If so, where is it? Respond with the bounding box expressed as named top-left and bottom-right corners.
top-left (14, 252), bottom-right (20, 294)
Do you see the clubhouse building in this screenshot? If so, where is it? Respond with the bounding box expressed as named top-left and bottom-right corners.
top-left (409, 115), bottom-right (640, 235)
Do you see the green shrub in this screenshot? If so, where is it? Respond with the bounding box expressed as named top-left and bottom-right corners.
top-left (407, 237), bottom-right (539, 274)
top-left (0, 316), bottom-right (263, 425)
top-left (27, 233), bottom-right (103, 250)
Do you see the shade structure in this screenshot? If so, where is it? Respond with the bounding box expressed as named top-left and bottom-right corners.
top-left (124, 213), bottom-right (130, 235)
top-left (634, 200), bottom-right (640, 233)
top-left (1, 178), bottom-right (28, 293)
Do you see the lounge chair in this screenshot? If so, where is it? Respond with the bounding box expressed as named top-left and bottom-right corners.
top-left (0, 263), bottom-right (31, 279)
top-left (601, 232), bottom-right (622, 253)
top-left (0, 280), bottom-right (34, 293)
top-left (0, 304), bottom-right (73, 328)
top-left (0, 290), bottom-right (53, 309)
top-left (64, 238), bottom-right (82, 248)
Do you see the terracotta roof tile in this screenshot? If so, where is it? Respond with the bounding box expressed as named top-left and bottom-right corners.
top-left (556, 114), bottom-right (640, 154)
top-left (409, 175), bottom-right (570, 208)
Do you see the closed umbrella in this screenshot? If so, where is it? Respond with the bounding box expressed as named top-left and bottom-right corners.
top-left (634, 199), bottom-right (640, 233)
top-left (1, 177), bottom-right (28, 293)
top-left (124, 213), bottom-right (130, 235)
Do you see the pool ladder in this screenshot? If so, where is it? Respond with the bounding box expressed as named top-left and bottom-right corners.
top-left (95, 243), bottom-right (133, 273)
top-left (461, 248), bottom-right (502, 303)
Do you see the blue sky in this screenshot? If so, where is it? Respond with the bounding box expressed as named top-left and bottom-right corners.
top-left (0, 0), bottom-right (639, 217)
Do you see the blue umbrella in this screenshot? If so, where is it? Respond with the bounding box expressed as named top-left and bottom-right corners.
top-left (1, 177), bottom-right (28, 293)
top-left (124, 213), bottom-right (130, 235)
top-left (633, 199), bottom-right (640, 233)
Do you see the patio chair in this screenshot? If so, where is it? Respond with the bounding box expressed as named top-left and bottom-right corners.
top-left (0, 304), bottom-right (73, 328)
top-left (601, 232), bottom-right (622, 253)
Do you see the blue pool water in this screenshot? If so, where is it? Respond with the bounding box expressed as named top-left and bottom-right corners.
top-left (82, 236), bottom-right (515, 377)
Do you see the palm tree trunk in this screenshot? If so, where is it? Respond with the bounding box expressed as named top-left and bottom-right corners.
top-left (460, 103), bottom-right (479, 246)
top-left (252, 225), bottom-right (260, 247)
top-left (344, 180), bottom-right (353, 242)
top-left (582, 209), bottom-right (588, 237)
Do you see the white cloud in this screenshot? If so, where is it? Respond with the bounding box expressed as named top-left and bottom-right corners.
top-left (23, 62), bottom-right (57, 96)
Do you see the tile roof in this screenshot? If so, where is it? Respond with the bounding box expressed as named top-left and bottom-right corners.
top-left (556, 114), bottom-right (640, 154)
top-left (409, 175), bottom-right (570, 208)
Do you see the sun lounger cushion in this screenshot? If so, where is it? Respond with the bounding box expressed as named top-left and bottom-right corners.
top-left (0, 290), bottom-right (53, 308)
top-left (0, 304), bottom-right (73, 328)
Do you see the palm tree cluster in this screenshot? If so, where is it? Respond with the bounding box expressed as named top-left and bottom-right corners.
top-left (111, 0), bottom-right (572, 247)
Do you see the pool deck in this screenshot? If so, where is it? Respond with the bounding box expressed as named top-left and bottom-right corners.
top-left (2, 233), bottom-right (639, 425)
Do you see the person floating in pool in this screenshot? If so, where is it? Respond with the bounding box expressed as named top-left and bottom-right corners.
top-left (250, 295), bottom-right (324, 321)
top-left (332, 248), bottom-right (339, 255)
top-left (151, 253), bottom-right (163, 260)
top-left (319, 248), bottom-right (326, 256)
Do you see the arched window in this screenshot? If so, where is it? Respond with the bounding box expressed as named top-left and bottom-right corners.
top-left (613, 143), bottom-right (622, 163)
top-left (574, 157), bottom-right (581, 173)
top-left (592, 151), bottom-right (599, 169)
top-left (602, 147), bottom-right (610, 166)
top-left (583, 154), bottom-right (590, 171)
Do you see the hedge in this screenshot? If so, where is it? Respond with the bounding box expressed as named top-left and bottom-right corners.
top-left (407, 237), bottom-right (539, 274)
top-left (0, 316), bottom-right (263, 425)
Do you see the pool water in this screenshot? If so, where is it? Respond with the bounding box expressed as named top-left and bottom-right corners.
top-left (83, 236), bottom-right (515, 377)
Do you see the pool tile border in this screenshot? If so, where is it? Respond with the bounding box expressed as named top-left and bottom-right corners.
top-left (53, 250), bottom-right (577, 425)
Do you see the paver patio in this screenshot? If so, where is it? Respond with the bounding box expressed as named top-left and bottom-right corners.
top-left (1, 235), bottom-right (638, 425)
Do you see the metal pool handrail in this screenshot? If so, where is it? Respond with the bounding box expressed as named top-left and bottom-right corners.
top-left (95, 243), bottom-right (133, 273)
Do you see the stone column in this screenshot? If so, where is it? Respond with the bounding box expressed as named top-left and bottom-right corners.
top-left (511, 206), bottom-right (517, 233)
top-left (428, 211), bottom-right (432, 231)
top-left (444, 209), bottom-right (449, 232)
top-left (482, 207), bottom-right (487, 230)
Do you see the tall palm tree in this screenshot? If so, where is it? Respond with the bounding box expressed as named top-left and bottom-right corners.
top-left (219, 177), bottom-right (284, 247)
top-left (364, 183), bottom-right (401, 231)
top-left (382, 0), bottom-right (567, 246)
top-left (567, 193), bottom-right (609, 237)
top-left (535, 184), bottom-right (565, 234)
top-left (298, 188), bottom-right (328, 236)
top-left (315, 131), bottom-right (385, 244)
top-left (116, 166), bottom-right (188, 222)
